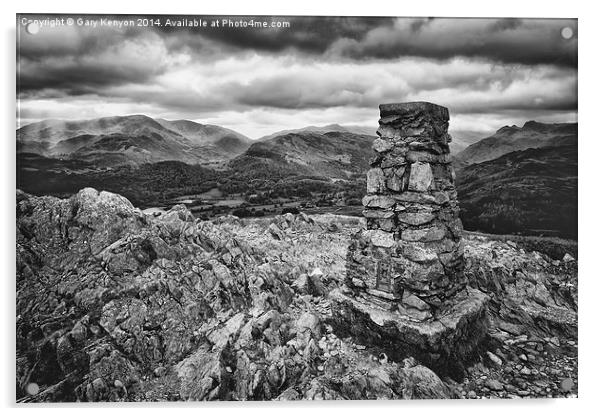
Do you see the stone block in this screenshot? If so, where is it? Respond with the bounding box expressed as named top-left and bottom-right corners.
top-left (381, 156), bottom-right (407, 169)
top-left (331, 287), bottom-right (489, 372)
top-left (372, 137), bottom-right (393, 153)
top-left (400, 226), bottom-right (446, 242)
top-left (432, 192), bottom-right (450, 205)
top-left (361, 230), bottom-right (395, 248)
top-left (406, 151), bottom-right (452, 164)
top-left (367, 288), bottom-right (400, 301)
top-left (366, 168), bottom-right (387, 194)
top-left (398, 244), bottom-right (438, 263)
top-left (408, 162), bottom-right (433, 192)
top-left (398, 212), bottom-right (435, 226)
top-left (393, 192), bottom-right (437, 205)
top-left (362, 195), bottom-right (395, 209)
top-left (376, 125), bottom-right (403, 139)
top-left (385, 166), bottom-right (405, 191)
top-left (401, 291), bottom-right (431, 311)
top-left (408, 141), bottom-right (449, 155)
top-left (363, 209), bottom-right (394, 219)
top-left (376, 218), bottom-right (396, 232)
top-left (379, 102), bottom-right (449, 121)
top-left (378, 114), bottom-right (403, 125)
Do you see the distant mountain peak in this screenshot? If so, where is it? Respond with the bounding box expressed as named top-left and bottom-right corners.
top-left (322, 123), bottom-right (345, 129)
top-left (522, 120), bottom-right (547, 130)
top-left (455, 120), bottom-right (577, 167)
top-left (231, 129), bottom-right (375, 179)
top-left (257, 124), bottom-right (375, 142)
top-left (496, 125), bottom-right (520, 134)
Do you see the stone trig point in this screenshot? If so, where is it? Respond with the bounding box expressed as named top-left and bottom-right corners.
top-left (333, 102), bottom-right (488, 371)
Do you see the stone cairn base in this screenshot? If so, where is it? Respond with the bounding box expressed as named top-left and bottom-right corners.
top-left (332, 102), bottom-right (488, 372)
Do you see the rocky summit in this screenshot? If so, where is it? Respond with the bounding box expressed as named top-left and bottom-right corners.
top-left (16, 187), bottom-right (577, 401)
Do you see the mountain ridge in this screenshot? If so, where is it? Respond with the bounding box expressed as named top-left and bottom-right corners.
top-left (17, 115), bottom-right (252, 166)
top-left (256, 124), bottom-right (377, 142)
top-left (456, 142), bottom-right (577, 238)
top-left (231, 130), bottom-right (375, 179)
top-left (454, 120), bottom-right (577, 166)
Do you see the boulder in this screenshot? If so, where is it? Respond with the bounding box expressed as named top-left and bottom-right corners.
top-left (563, 253), bottom-right (576, 263)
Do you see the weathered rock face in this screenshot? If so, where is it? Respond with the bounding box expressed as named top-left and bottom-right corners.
top-left (16, 188), bottom-right (458, 402)
top-left (15, 188), bottom-right (578, 401)
top-left (341, 102), bottom-right (489, 372)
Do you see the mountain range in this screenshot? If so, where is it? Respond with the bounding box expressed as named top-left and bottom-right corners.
top-left (256, 124), bottom-right (376, 142)
top-left (16, 116), bottom-right (578, 238)
top-left (16, 115), bottom-right (253, 166)
top-left (16, 115), bottom-right (495, 170)
top-left (454, 121), bottom-right (577, 167)
top-left (258, 125), bottom-right (486, 155)
top-left (230, 130), bottom-right (375, 179)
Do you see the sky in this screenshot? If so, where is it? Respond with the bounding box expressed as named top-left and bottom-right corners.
top-left (17, 15), bottom-right (577, 139)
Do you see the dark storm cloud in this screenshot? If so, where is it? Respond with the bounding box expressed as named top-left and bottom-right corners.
top-left (182, 16), bottom-right (394, 54)
top-left (64, 58), bottom-right (571, 127)
top-left (153, 16), bottom-right (577, 67)
top-left (18, 24), bottom-right (140, 60)
top-left (18, 60), bottom-right (160, 95)
top-left (17, 15), bottom-right (578, 99)
top-left (186, 58), bottom-right (575, 114)
top-left (16, 14), bottom-right (577, 137)
top-left (327, 17), bottom-right (577, 67)
top-left (17, 23), bottom-right (169, 94)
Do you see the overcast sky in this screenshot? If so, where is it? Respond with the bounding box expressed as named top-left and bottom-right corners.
top-left (17, 15), bottom-right (577, 139)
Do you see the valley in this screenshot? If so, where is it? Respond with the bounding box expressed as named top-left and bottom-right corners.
top-left (16, 116), bottom-right (578, 239)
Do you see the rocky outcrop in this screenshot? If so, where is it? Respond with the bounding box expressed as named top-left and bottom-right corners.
top-left (16, 188), bottom-right (577, 402)
top-left (16, 189), bottom-right (457, 402)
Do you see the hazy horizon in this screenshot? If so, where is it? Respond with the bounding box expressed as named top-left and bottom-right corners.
top-left (17, 112), bottom-right (578, 143)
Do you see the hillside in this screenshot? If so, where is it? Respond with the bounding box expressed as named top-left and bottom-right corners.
top-left (456, 144), bottom-right (577, 239)
top-left (16, 115), bottom-right (252, 165)
top-left (16, 189), bottom-right (577, 401)
top-left (16, 151), bottom-right (360, 215)
top-left (156, 119), bottom-right (252, 153)
top-left (230, 130), bottom-right (374, 179)
top-left (454, 121), bottom-right (577, 167)
top-left (17, 153), bottom-right (219, 206)
top-left (256, 124), bottom-right (376, 142)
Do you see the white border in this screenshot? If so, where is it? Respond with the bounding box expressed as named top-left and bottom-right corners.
top-left (2, 1), bottom-right (598, 415)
